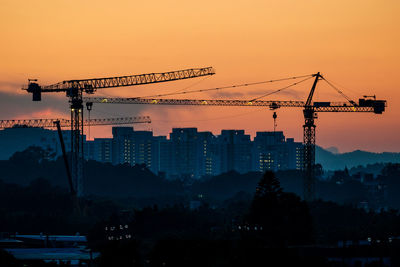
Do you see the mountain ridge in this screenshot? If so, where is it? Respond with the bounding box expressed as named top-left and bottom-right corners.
top-left (316, 146), bottom-right (400, 170)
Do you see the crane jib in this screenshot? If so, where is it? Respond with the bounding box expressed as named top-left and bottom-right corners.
top-left (0, 117), bottom-right (151, 129)
top-left (25, 67), bottom-right (215, 101)
top-left (83, 97), bottom-right (386, 114)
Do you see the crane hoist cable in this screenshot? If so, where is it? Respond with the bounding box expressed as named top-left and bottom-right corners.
top-left (129, 74), bottom-right (314, 99)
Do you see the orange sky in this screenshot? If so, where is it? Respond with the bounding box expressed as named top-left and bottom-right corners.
top-left (0, 0), bottom-right (399, 152)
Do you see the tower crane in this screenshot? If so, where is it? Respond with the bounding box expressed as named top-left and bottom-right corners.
top-left (23, 67), bottom-right (215, 196)
top-left (83, 73), bottom-right (387, 201)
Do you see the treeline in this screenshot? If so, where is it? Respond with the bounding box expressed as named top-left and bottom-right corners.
top-left (1, 164), bottom-right (400, 244)
top-left (0, 178), bottom-right (119, 234)
top-left (0, 147), bottom-right (184, 200)
top-left (2, 146), bottom-right (400, 210)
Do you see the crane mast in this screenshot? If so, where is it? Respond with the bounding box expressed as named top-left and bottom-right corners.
top-left (303, 73), bottom-right (320, 201)
top-left (24, 67), bottom-right (215, 196)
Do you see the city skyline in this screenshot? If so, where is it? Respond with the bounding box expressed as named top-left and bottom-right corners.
top-left (0, 125), bottom-right (304, 177)
top-left (0, 122), bottom-right (377, 155)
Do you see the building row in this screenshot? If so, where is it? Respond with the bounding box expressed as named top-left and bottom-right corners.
top-left (0, 126), bottom-right (304, 179)
top-left (85, 127), bottom-right (304, 179)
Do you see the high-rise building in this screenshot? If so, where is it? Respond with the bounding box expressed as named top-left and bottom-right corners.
top-left (196, 131), bottom-right (217, 177)
top-left (216, 130), bottom-right (253, 174)
top-left (151, 136), bottom-right (167, 175)
top-left (286, 138), bottom-right (304, 170)
top-left (157, 137), bottom-right (173, 178)
top-left (131, 130), bottom-right (153, 169)
top-left (86, 138), bottom-right (113, 163)
top-left (112, 127), bottom-right (135, 165)
top-left (253, 132), bottom-right (303, 172)
top-left (111, 127), bottom-right (155, 170)
top-left (169, 128), bottom-right (199, 179)
top-left (253, 131), bottom-right (285, 172)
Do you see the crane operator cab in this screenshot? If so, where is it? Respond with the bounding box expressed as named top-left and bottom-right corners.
top-left (27, 79), bottom-right (41, 101)
top-left (358, 95), bottom-right (386, 114)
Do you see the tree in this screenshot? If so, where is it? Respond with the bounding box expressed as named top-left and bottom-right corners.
top-left (246, 171), bottom-right (313, 246)
top-left (254, 171), bottom-right (282, 199)
top-left (9, 146), bottom-right (52, 164)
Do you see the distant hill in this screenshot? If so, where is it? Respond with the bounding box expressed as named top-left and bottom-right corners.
top-left (316, 146), bottom-right (400, 170)
top-left (325, 146), bottom-right (339, 154)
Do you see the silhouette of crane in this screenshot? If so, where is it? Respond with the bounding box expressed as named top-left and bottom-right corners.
top-left (23, 67), bottom-right (215, 196)
top-left (84, 72), bottom-right (387, 201)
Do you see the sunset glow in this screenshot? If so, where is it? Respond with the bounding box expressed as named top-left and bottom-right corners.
top-left (1, 0), bottom-right (399, 152)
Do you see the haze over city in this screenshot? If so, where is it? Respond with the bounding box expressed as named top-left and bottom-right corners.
top-left (1, 0), bottom-right (399, 153)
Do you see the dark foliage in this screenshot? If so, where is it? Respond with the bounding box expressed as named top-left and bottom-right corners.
top-left (0, 147), bottom-right (184, 198)
top-left (246, 171), bottom-right (314, 246)
top-left (191, 171), bottom-right (262, 201)
top-left (0, 178), bottom-right (119, 234)
top-left (380, 163), bottom-right (400, 209)
top-left (149, 240), bottom-right (329, 267)
top-left (310, 200), bottom-right (400, 243)
top-left (0, 249), bottom-right (20, 267)
top-left (9, 146), bottom-right (54, 164)
top-left (95, 240), bottom-right (142, 267)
